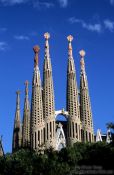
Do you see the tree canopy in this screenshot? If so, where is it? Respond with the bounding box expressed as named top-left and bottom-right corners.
top-left (0, 142), bottom-right (114, 175)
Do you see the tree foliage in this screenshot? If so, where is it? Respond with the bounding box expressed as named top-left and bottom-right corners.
top-left (0, 142), bottom-right (114, 175)
top-left (106, 122), bottom-right (114, 130)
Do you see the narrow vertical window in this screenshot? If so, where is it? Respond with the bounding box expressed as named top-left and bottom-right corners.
top-left (35, 132), bottom-right (36, 149)
top-left (53, 121), bottom-right (55, 137)
top-left (44, 128), bottom-right (45, 143)
top-left (72, 122), bottom-right (74, 138)
top-left (38, 131), bottom-right (40, 146)
top-left (47, 123), bottom-right (48, 140)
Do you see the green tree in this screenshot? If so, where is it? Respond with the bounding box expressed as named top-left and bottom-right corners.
top-left (106, 122), bottom-right (114, 130)
top-left (0, 143), bottom-right (114, 175)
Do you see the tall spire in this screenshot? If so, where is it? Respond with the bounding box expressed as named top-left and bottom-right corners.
top-left (67, 35), bottom-right (76, 73)
top-left (24, 80), bottom-right (29, 109)
top-left (79, 50), bottom-right (87, 87)
top-left (0, 136), bottom-right (4, 157)
top-left (43, 32), bottom-right (55, 149)
top-left (16, 91), bottom-right (20, 111)
top-left (43, 32), bottom-right (52, 71)
top-left (79, 50), bottom-right (94, 142)
top-left (34, 45), bottom-right (40, 68)
top-left (15, 91), bottom-right (21, 126)
top-left (44, 32), bottom-right (50, 58)
top-left (22, 81), bottom-right (30, 148)
top-left (66, 35), bottom-right (81, 146)
top-left (31, 45), bottom-right (44, 151)
top-left (32, 45), bottom-right (41, 86)
top-left (12, 91), bottom-right (22, 152)
top-left (67, 35), bottom-right (73, 58)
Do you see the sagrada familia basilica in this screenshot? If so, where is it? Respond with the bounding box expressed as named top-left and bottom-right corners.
top-left (11, 33), bottom-right (94, 152)
top-left (0, 32), bottom-right (96, 155)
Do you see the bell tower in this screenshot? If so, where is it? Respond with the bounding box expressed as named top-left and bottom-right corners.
top-left (79, 50), bottom-right (94, 142)
top-left (66, 35), bottom-right (81, 146)
top-left (12, 91), bottom-right (22, 151)
top-left (31, 46), bottom-right (45, 150)
top-left (22, 81), bottom-right (30, 148)
top-left (43, 33), bottom-right (56, 149)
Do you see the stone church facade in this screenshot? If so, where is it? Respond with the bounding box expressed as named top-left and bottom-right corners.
top-left (12, 33), bottom-right (94, 152)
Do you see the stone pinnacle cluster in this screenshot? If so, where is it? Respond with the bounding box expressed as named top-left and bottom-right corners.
top-left (12, 33), bottom-right (94, 152)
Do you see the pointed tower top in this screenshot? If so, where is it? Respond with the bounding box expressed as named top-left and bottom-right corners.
top-left (16, 90), bottom-right (20, 95)
top-left (33, 45), bottom-right (40, 53)
top-left (67, 35), bottom-right (73, 58)
top-left (79, 50), bottom-right (86, 69)
top-left (79, 49), bottom-right (87, 87)
top-left (25, 80), bottom-right (29, 86)
top-left (44, 32), bottom-right (50, 40)
top-left (67, 35), bottom-right (73, 42)
top-left (23, 80), bottom-right (30, 112)
top-left (16, 90), bottom-right (20, 110)
top-left (25, 80), bottom-right (29, 96)
top-left (33, 45), bottom-right (40, 67)
top-left (44, 32), bottom-right (50, 59)
top-left (24, 80), bottom-right (29, 87)
top-left (79, 49), bottom-right (86, 58)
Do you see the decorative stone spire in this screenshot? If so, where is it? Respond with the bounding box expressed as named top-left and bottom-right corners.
top-left (79, 49), bottom-right (88, 90)
top-left (22, 81), bottom-right (30, 148)
top-left (44, 32), bottom-right (50, 58)
top-left (66, 35), bottom-right (81, 146)
top-left (80, 50), bottom-right (86, 70)
top-left (16, 90), bottom-right (20, 111)
top-left (31, 46), bottom-right (44, 151)
top-left (12, 91), bottom-right (22, 152)
top-left (79, 50), bottom-right (86, 73)
top-left (43, 32), bottom-right (55, 149)
top-left (33, 45), bottom-right (40, 68)
top-left (67, 35), bottom-right (75, 73)
top-left (79, 50), bottom-right (87, 87)
top-left (43, 32), bottom-right (52, 71)
top-left (32, 46), bottom-right (41, 86)
top-left (0, 136), bottom-right (4, 157)
top-left (67, 35), bottom-right (73, 58)
top-left (79, 50), bottom-right (94, 143)
top-left (24, 81), bottom-right (29, 109)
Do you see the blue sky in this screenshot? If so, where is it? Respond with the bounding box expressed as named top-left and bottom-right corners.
top-left (0, 0), bottom-right (114, 153)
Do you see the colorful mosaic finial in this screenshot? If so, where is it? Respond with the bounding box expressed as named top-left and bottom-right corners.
top-left (79, 49), bottom-right (86, 57)
top-left (33, 45), bottom-right (40, 67)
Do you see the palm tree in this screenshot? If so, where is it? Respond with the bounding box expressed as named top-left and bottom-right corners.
top-left (106, 122), bottom-right (114, 130)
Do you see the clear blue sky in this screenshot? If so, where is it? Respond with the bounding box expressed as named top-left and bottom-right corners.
top-left (0, 0), bottom-right (114, 153)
